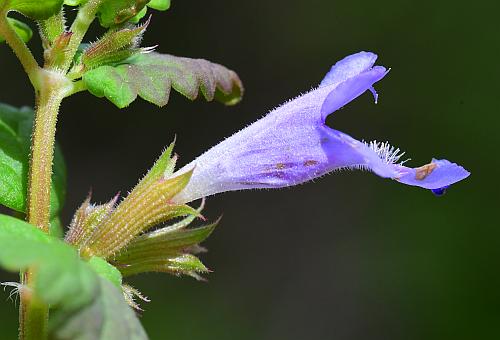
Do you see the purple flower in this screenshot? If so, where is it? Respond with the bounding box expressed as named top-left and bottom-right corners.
top-left (172, 52), bottom-right (470, 204)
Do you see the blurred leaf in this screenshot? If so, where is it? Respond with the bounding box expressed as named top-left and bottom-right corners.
top-left (0, 17), bottom-right (32, 43)
top-left (50, 216), bottom-right (64, 238)
top-left (87, 256), bottom-right (122, 288)
top-left (0, 214), bottom-right (98, 311)
top-left (0, 214), bottom-right (146, 339)
top-left (0, 103), bottom-right (66, 217)
top-left (82, 52), bottom-right (244, 108)
top-left (50, 277), bottom-right (148, 340)
top-left (2, 0), bottom-right (63, 19)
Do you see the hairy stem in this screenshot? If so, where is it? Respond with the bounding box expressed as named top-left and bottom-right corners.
top-left (27, 71), bottom-right (71, 232)
top-left (20, 70), bottom-right (73, 340)
top-left (61, 0), bottom-right (104, 72)
top-left (0, 9), bottom-right (41, 88)
top-left (18, 276), bottom-right (48, 340)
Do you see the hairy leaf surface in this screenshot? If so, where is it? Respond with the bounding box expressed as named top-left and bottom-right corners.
top-left (0, 103), bottom-right (66, 217)
top-left (83, 52), bottom-right (244, 108)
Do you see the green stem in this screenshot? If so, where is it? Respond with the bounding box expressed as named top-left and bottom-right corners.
top-left (0, 9), bottom-right (41, 88)
top-left (61, 0), bottom-right (104, 72)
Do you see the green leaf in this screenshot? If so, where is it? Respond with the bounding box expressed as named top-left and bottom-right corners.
top-left (3, 0), bottom-right (64, 20)
top-left (50, 277), bottom-right (148, 340)
top-left (147, 0), bottom-right (169, 11)
top-left (0, 18), bottom-right (32, 43)
top-left (0, 103), bottom-right (67, 217)
top-left (0, 214), bottom-right (146, 339)
top-left (98, 0), bottom-right (170, 27)
top-left (63, 0), bottom-right (84, 5)
top-left (97, 0), bottom-right (151, 28)
top-left (82, 52), bottom-right (244, 108)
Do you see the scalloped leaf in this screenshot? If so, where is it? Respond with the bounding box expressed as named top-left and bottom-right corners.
top-left (82, 52), bottom-right (244, 108)
top-left (0, 103), bottom-right (66, 217)
top-left (2, 0), bottom-right (64, 19)
top-left (0, 18), bottom-right (32, 43)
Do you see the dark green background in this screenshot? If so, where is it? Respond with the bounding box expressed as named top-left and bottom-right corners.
top-left (1, 0), bottom-right (498, 339)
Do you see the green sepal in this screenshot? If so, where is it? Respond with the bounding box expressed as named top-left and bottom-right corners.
top-left (44, 31), bottom-right (73, 68)
top-left (38, 11), bottom-right (65, 47)
top-left (118, 220), bottom-right (217, 260)
top-left (117, 253), bottom-right (210, 278)
top-left (0, 17), bottom-right (32, 43)
top-left (82, 52), bottom-right (244, 108)
top-left (2, 0), bottom-right (64, 20)
top-left (113, 203), bottom-right (216, 279)
top-left (0, 103), bottom-right (66, 218)
top-left (81, 18), bottom-right (149, 71)
top-left (134, 140), bottom-right (176, 192)
top-left (65, 194), bottom-right (118, 247)
top-left (78, 169), bottom-right (196, 258)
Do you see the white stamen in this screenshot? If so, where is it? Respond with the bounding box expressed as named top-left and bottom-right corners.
top-left (366, 140), bottom-right (410, 165)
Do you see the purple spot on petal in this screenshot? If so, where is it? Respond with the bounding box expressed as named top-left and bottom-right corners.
top-left (303, 160), bottom-right (319, 167)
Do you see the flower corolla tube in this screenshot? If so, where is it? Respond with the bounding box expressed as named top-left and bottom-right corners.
top-left (172, 52), bottom-right (470, 204)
